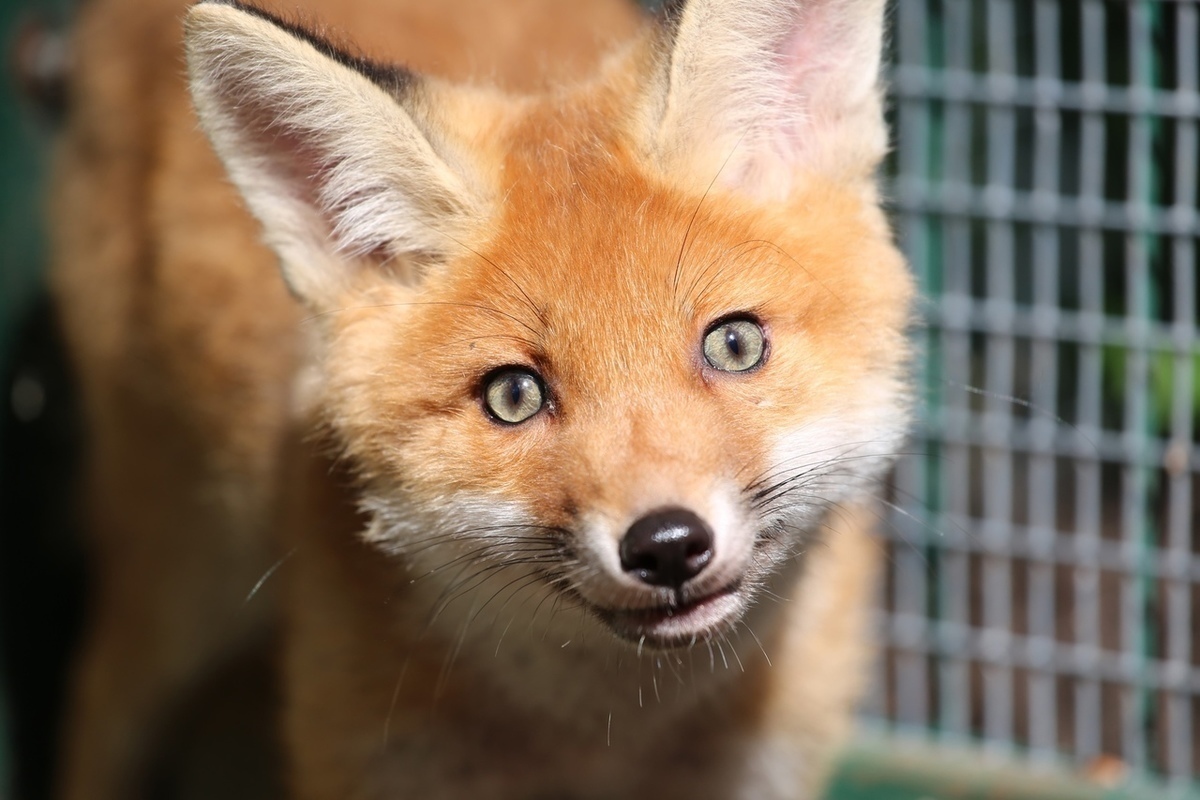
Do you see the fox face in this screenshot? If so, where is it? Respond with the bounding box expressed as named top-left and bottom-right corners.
top-left (187, 0), bottom-right (911, 654)
top-left (336, 170), bottom-right (911, 653)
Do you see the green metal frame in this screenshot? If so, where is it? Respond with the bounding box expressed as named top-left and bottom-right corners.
top-left (827, 742), bottom-right (1145, 800)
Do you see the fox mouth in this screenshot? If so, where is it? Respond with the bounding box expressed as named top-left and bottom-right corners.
top-left (593, 583), bottom-right (744, 649)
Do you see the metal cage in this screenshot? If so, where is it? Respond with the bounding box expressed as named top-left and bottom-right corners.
top-left (868, 1), bottom-right (1200, 796)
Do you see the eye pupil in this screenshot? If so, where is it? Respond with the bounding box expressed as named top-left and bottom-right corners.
top-left (726, 331), bottom-right (742, 356)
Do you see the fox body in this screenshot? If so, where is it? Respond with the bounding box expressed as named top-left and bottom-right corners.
top-left (51, 0), bottom-right (913, 797)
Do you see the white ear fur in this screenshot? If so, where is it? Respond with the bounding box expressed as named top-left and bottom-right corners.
top-left (648, 0), bottom-right (888, 199)
top-left (185, 1), bottom-right (486, 306)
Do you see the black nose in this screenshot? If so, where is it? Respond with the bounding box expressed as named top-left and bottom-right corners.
top-left (619, 507), bottom-right (714, 589)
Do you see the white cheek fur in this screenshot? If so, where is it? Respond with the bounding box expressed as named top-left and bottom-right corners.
top-left (759, 407), bottom-right (909, 528)
top-left (361, 490), bottom-right (536, 566)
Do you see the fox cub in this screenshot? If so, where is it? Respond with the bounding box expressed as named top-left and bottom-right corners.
top-left (50, 0), bottom-right (912, 797)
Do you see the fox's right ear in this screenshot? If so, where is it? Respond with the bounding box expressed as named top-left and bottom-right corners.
top-left (185, 0), bottom-right (488, 308)
top-left (641, 0), bottom-right (889, 200)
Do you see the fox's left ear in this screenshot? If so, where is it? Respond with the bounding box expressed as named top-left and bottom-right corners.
top-left (642, 0), bottom-right (888, 199)
top-left (185, 1), bottom-right (489, 309)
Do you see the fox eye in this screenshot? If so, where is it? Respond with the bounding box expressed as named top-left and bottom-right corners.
top-left (483, 369), bottom-right (545, 424)
top-left (703, 318), bottom-right (766, 373)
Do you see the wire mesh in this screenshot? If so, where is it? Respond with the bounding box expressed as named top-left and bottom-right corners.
top-left (870, 0), bottom-right (1200, 794)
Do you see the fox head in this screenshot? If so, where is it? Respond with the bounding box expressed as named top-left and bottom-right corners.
top-left (186, 0), bottom-right (912, 656)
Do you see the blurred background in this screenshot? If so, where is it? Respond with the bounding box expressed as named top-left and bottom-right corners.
top-left (1, 1), bottom-right (1198, 799)
top-left (1, 0), bottom-right (81, 799)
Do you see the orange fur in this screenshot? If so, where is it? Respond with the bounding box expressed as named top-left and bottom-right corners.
top-left (51, 0), bottom-right (913, 797)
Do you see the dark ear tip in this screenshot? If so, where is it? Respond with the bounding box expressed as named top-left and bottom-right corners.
top-left (651, 0), bottom-right (688, 19)
top-left (186, 0), bottom-right (415, 96)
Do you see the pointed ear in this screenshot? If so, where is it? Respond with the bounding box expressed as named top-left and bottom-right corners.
top-left (185, 0), bottom-right (488, 307)
top-left (645, 0), bottom-right (888, 199)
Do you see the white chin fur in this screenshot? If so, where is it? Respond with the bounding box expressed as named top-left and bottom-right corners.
top-left (601, 586), bottom-right (746, 648)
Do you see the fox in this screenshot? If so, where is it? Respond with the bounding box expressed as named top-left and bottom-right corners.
top-left (48, 0), bottom-right (914, 797)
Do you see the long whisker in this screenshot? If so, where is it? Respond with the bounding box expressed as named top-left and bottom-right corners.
top-left (672, 133), bottom-right (746, 298)
top-left (435, 230), bottom-right (548, 330)
top-left (242, 546), bottom-right (299, 607)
